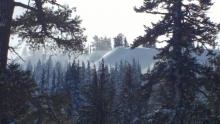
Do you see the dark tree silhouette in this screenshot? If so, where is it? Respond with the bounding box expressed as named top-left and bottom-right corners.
top-left (132, 0), bottom-right (218, 123)
top-left (0, 0), bottom-right (86, 71)
top-left (0, 64), bottom-right (36, 123)
top-left (114, 33), bottom-right (127, 48)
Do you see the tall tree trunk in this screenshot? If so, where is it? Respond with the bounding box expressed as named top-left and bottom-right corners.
top-left (0, 0), bottom-right (14, 71)
top-left (172, 0), bottom-right (184, 123)
top-left (0, 2), bottom-right (15, 124)
top-left (173, 0), bottom-right (182, 57)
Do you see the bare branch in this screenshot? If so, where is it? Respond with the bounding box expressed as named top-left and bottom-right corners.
top-left (14, 1), bottom-right (36, 11)
top-left (145, 11), bottom-right (168, 15)
top-left (47, 0), bottom-right (65, 8)
top-left (9, 47), bottom-right (25, 62)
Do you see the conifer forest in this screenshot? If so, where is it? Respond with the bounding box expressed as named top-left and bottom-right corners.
top-left (1, 0), bottom-right (220, 124)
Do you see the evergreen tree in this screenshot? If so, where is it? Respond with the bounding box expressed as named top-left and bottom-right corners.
top-left (54, 61), bottom-right (64, 90)
top-left (117, 63), bottom-right (142, 124)
top-left (200, 55), bottom-right (220, 123)
top-left (77, 65), bottom-right (98, 124)
top-left (85, 61), bottom-right (92, 85)
top-left (92, 35), bottom-right (112, 51)
top-left (211, 57), bottom-right (220, 122)
top-left (64, 61), bottom-right (84, 118)
top-left (132, 59), bottom-right (142, 86)
top-left (33, 59), bottom-right (43, 82)
top-left (25, 60), bottom-right (33, 73)
top-left (114, 33), bottom-right (125, 48)
top-left (45, 56), bottom-right (53, 90)
top-left (0, 0), bottom-right (86, 71)
top-left (40, 66), bottom-right (46, 93)
top-left (132, 0), bottom-right (218, 123)
top-left (98, 60), bottom-right (115, 124)
top-left (78, 61), bottom-right (115, 124)
top-left (0, 64), bottom-right (37, 123)
top-left (124, 38), bottom-right (129, 47)
top-left (80, 61), bottom-right (86, 85)
top-left (51, 68), bottom-right (56, 94)
top-left (26, 61), bottom-right (76, 124)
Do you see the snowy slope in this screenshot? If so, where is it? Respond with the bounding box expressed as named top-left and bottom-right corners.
top-left (87, 50), bottom-right (110, 62)
top-left (20, 46), bottom-right (158, 73)
top-left (20, 46), bottom-right (217, 74)
top-left (95, 47), bottom-right (218, 73)
top-left (19, 46), bottom-right (110, 69)
top-left (96, 47), bottom-right (158, 73)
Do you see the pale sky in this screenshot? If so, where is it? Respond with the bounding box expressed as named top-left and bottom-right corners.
top-left (14, 0), bottom-right (220, 44)
top-left (59, 0), bottom-right (220, 43)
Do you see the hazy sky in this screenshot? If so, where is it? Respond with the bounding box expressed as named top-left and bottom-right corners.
top-left (15, 0), bottom-right (220, 44)
top-left (59, 0), bottom-right (220, 43)
top-left (58, 0), bottom-right (152, 43)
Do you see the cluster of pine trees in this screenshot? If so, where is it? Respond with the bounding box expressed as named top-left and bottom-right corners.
top-left (23, 54), bottom-right (220, 124)
top-left (26, 58), bottom-right (153, 123)
top-left (113, 33), bottom-right (129, 48)
top-left (89, 33), bottom-right (130, 53)
top-left (91, 36), bottom-right (112, 51)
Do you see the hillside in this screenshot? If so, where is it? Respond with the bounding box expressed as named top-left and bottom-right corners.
top-left (96, 47), bottom-right (158, 73)
top-left (20, 46), bottom-right (215, 73)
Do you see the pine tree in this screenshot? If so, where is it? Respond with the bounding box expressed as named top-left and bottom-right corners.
top-left (114, 33), bottom-right (125, 48)
top-left (27, 61), bottom-right (74, 124)
top-left (64, 61), bottom-right (86, 119)
top-left (40, 66), bottom-right (46, 93)
top-left (80, 61), bottom-right (86, 85)
top-left (0, 64), bottom-right (37, 123)
top-left (45, 56), bottom-right (53, 91)
top-left (78, 61), bottom-right (115, 124)
top-left (98, 60), bottom-right (115, 124)
top-left (25, 60), bottom-right (33, 73)
top-left (77, 65), bottom-right (98, 124)
top-left (54, 62), bottom-right (64, 90)
top-left (89, 60), bottom-right (113, 124)
top-left (201, 55), bottom-right (220, 123)
top-left (33, 59), bottom-right (43, 83)
top-left (0, 0), bottom-right (86, 71)
top-left (92, 35), bottom-right (112, 51)
top-left (132, 0), bottom-right (218, 123)
top-left (124, 38), bottom-right (129, 47)
top-left (212, 63), bottom-right (220, 123)
top-left (117, 63), bottom-right (142, 124)
top-left (51, 69), bottom-right (56, 94)
top-left (85, 61), bottom-right (92, 85)
top-left (132, 59), bottom-right (142, 86)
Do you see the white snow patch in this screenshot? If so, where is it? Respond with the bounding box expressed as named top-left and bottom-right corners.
top-left (96, 47), bottom-right (158, 73)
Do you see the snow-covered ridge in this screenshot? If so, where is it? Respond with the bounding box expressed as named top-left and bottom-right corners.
top-left (96, 47), bottom-right (158, 73)
top-left (20, 47), bottom-right (159, 73)
top-left (20, 46), bottom-right (217, 73)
